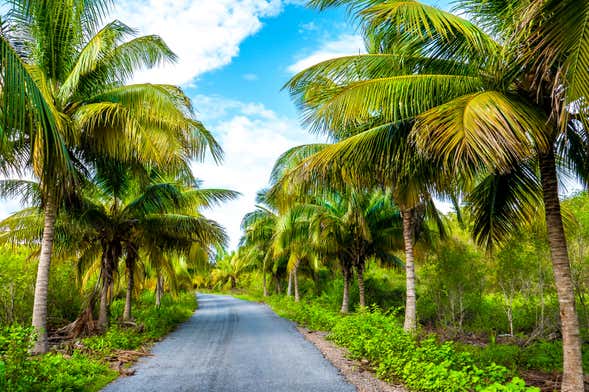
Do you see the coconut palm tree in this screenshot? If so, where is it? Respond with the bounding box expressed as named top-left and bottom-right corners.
top-left (290, 1), bottom-right (587, 388)
top-left (72, 169), bottom-right (234, 327)
top-left (0, 0), bottom-right (221, 353)
top-left (241, 206), bottom-right (278, 297)
top-left (0, 170), bottom-right (234, 327)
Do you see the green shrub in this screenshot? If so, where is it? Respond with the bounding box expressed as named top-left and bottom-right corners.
top-left (265, 297), bottom-right (539, 392)
top-left (0, 325), bottom-right (116, 392)
top-left (0, 291), bottom-right (196, 391)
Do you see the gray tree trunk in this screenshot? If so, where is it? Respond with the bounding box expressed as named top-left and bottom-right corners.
top-left (287, 271), bottom-right (293, 297)
top-left (357, 263), bottom-right (366, 309)
top-left (31, 193), bottom-right (57, 354)
top-left (293, 262), bottom-right (300, 303)
top-left (155, 274), bottom-right (163, 308)
top-left (123, 252), bottom-right (136, 321)
top-left (340, 264), bottom-right (350, 314)
top-left (402, 208), bottom-right (417, 332)
top-left (262, 258), bottom-right (268, 297)
top-left (539, 151), bottom-right (585, 392)
top-left (98, 247), bottom-right (112, 330)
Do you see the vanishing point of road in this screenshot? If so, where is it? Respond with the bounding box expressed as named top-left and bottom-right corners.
top-left (103, 293), bottom-right (356, 392)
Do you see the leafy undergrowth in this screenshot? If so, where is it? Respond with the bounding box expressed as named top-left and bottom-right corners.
top-left (261, 295), bottom-right (540, 392)
top-left (0, 291), bottom-right (197, 392)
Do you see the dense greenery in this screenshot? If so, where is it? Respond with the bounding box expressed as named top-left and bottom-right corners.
top-left (0, 291), bottom-right (196, 391)
top-left (258, 295), bottom-right (539, 391)
top-left (0, 0), bottom-right (229, 389)
top-left (1, 0), bottom-right (589, 390)
top-left (227, 191), bottom-right (589, 390)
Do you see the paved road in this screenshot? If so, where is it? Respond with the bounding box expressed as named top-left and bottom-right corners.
top-left (103, 293), bottom-right (355, 392)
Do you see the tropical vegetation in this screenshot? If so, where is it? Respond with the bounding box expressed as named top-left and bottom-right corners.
top-left (1, 0), bottom-right (588, 391)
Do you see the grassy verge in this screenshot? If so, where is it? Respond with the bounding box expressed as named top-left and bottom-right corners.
top-left (247, 294), bottom-right (541, 392)
top-left (0, 291), bottom-right (197, 392)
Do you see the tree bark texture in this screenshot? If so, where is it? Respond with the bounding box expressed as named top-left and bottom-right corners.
top-left (403, 208), bottom-right (417, 332)
top-left (31, 193), bottom-right (57, 354)
top-left (539, 151), bottom-right (585, 392)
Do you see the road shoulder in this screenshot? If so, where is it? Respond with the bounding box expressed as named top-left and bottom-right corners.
top-left (297, 327), bottom-right (406, 392)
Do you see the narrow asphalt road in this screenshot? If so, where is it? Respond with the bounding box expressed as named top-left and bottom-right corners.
top-left (103, 293), bottom-right (356, 392)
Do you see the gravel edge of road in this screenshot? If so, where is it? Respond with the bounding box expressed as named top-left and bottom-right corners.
top-left (296, 327), bottom-right (406, 392)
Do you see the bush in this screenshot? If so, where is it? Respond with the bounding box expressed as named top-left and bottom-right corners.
top-left (0, 325), bottom-right (116, 392)
top-left (463, 340), bottom-right (589, 374)
top-left (0, 291), bottom-right (197, 391)
top-left (265, 297), bottom-right (539, 392)
top-left (85, 291), bottom-right (197, 353)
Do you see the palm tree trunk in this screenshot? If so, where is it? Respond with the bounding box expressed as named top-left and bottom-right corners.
top-left (402, 208), bottom-right (417, 332)
top-left (123, 252), bottom-right (136, 321)
top-left (155, 274), bottom-right (163, 308)
top-left (340, 263), bottom-right (351, 314)
top-left (539, 151), bottom-right (584, 392)
top-left (357, 262), bottom-right (366, 309)
top-left (287, 271), bottom-right (293, 297)
top-left (31, 193), bottom-right (57, 354)
top-left (293, 262), bottom-right (300, 303)
top-left (98, 246), bottom-right (112, 330)
top-left (98, 278), bottom-right (109, 329)
top-left (262, 257), bottom-right (268, 297)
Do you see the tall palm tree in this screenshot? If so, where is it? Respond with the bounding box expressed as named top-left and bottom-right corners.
top-left (0, 0), bottom-right (221, 353)
top-left (291, 1), bottom-right (586, 388)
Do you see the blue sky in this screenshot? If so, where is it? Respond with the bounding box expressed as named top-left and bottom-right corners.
top-left (0, 0), bottom-right (449, 249)
top-left (111, 0), bottom-right (371, 249)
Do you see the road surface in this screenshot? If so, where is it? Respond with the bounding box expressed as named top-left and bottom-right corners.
top-left (103, 293), bottom-right (356, 392)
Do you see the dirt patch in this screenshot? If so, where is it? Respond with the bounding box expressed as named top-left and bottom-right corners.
top-left (297, 327), bottom-right (406, 392)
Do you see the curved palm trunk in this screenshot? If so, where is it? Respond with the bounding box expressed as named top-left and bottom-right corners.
top-left (293, 261), bottom-right (300, 302)
top-left (31, 193), bottom-right (57, 354)
top-left (357, 262), bottom-right (366, 309)
top-left (287, 271), bottom-right (293, 297)
top-left (402, 208), bottom-right (417, 332)
top-left (539, 151), bottom-right (584, 392)
top-left (340, 263), bottom-right (351, 314)
top-left (123, 251), bottom-right (137, 321)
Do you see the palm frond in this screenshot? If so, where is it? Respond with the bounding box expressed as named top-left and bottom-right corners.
top-left (467, 160), bottom-right (542, 250)
top-left (413, 91), bottom-right (549, 176)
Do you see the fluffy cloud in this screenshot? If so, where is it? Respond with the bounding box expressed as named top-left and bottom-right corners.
top-left (191, 95), bottom-right (322, 249)
top-left (112, 0), bottom-right (287, 86)
top-left (287, 33), bottom-right (365, 73)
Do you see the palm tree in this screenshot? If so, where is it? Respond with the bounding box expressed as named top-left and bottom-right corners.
top-left (241, 208), bottom-right (278, 297)
top-left (0, 0), bottom-right (222, 353)
top-left (307, 188), bottom-right (403, 310)
top-left (73, 169), bottom-right (234, 327)
top-left (291, 1), bottom-right (586, 388)
top-left (1, 171), bottom-right (234, 327)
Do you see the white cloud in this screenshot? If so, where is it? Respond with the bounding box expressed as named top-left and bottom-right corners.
top-left (191, 95), bottom-right (322, 249)
top-left (112, 0), bottom-right (286, 86)
top-left (243, 73), bottom-right (259, 81)
top-left (287, 34), bottom-right (365, 73)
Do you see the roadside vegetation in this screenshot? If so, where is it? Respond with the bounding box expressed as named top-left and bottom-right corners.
top-left (0, 0), bottom-right (232, 390)
top-left (196, 1), bottom-right (589, 390)
top-left (205, 193), bottom-right (589, 390)
top-left (1, 0), bottom-right (589, 391)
